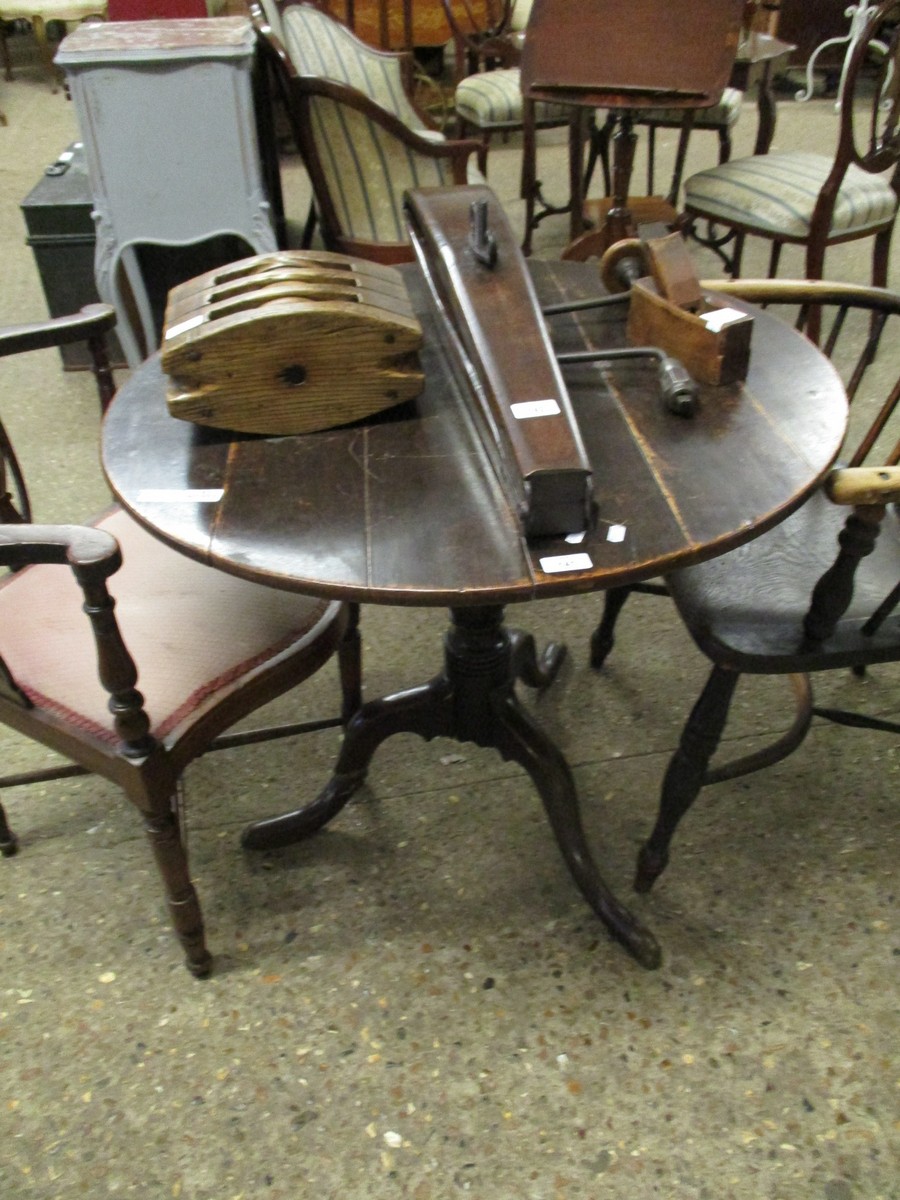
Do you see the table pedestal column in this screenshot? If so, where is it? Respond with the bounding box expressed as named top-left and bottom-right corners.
top-left (242, 605), bottom-right (661, 970)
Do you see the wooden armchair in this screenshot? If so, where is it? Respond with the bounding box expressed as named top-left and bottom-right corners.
top-left (591, 280), bottom-right (900, 903)
top-left (252, 0), bottom-right (482, 262)
top-left (0, 305), bottom-right (361, 975)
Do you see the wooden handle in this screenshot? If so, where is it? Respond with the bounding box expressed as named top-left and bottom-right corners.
top-left (826, 465), bottom-right (900, 506)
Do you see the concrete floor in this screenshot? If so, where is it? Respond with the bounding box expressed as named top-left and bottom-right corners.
top-left (0, 28), bottom-right (898, 1200)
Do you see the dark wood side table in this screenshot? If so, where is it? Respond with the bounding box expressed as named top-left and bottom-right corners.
top-left (101, 260), bottom-right (847, 969)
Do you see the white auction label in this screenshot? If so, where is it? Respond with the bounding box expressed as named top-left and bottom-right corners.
top-left (699, 306), bottom-right (746, 332)
top-left (607, 524), bottom-right (627, 543)
top-left (539, 552), bottom-right (593, 574)
top-left (510, 398), bottom-right (561, 420)
top-left (137, 489), bottom-right (224, 503)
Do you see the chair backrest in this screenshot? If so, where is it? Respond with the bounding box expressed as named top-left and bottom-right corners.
top-left (440, 0), bottom-right (519, 81)
top-left (713, 279), bottom-right (900, 467)
top-left (509, 0), bottom-right (531, 32)
top-left (440, 0), bottom-right (512, 41)
top-left (291, 76), bottom-right (463, 255)
top-left (0, 305), bottom-right (116, 524)
top-left (279, 1), bottom-right (427, 129)
top-left (256, 0), bottom-right (286, 40)
top-left (827, 0), bottom-right (900, 183)
top-left (253, 1), bottom-right (475, 259)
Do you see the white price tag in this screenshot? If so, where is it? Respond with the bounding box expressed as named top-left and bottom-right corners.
top-left (607, 524), bottom-right (627, 543)
top-left (510, 398), bottom-right (561, 420)
top-left (699, 307), bottom-right (746, 333)
top-left (539, 552), bottom-right (593, 574)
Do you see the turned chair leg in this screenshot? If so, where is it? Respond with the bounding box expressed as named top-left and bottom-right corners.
top-left (590, 582), bottom-right (669, 669)
top-left (1, 20), bottom-right (11, 82)
top-left (338, 602), bottom-right (363, 723)
top-left (0, 798), bottom-right (19, 856)
top-left (133, 784), bottom-right (212, 977)
top-left (635, 663), bottom-right (740, 892)
top-left (730, 230), bottom-right (746, 277)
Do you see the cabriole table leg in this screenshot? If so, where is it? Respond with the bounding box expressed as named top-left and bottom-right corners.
top-left (242, 605), bottom-right (660, 968)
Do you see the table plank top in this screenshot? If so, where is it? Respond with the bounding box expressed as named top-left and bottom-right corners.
top-left (101, 260), bottom-right (847, 607)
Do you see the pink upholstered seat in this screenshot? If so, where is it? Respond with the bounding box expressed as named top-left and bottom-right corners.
top-left (0, 507), bottom-right (340, 746)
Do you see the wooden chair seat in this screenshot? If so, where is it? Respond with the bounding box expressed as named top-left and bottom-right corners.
top-left (670, 489), bottom-right (900, 671)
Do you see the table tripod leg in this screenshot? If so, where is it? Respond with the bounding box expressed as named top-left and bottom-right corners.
top-left (242, 605), bottom-right (660, 968)
top-left (509, 628), bottom-right (567, 688)
top-left (491, 693), bottom-right (662, 970)
top-left (241, 677), bottom-right (456, 849)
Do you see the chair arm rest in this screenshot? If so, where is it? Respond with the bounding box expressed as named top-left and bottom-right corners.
top-left (699, 278), bottom-right (900, 317)
top-left (0, 522), bottom-right (154, 756)
top-left (0, 523), bottom-right (120, 573)
top-left (0, 305), bottom-right (117, 360)
top-left (293, 75), bottom-right (481, 160)
top-left (826, 465), bottom-right (900, 506)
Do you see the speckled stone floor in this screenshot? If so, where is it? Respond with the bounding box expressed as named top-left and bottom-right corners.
top-left (0, 29), bottom-right (897, 1200)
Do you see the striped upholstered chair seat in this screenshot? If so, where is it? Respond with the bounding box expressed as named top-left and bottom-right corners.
top-left (455, 66), bottom-right (568, 133)
top-left (588, 87), bottom-right (744, 205)
top-left (685, 150), bottom-right (898, 239)
top-left (641, 86), bottom-right (743, 134)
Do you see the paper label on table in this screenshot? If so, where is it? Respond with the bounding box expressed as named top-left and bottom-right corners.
top-left (165, 313), bottom-right (205, 339)
top-left (539, 552), bottom-right (593, 574)
top-left (565, 530), bottom-right (586, 544)
top-left (699, 307), bottom-right (746, 333)
top-left (137, 488), bottom-right (224, 503)
top-left (607, 524), bottom-right (627, 543)
top-left (510, 398), bottom-right (561, 420)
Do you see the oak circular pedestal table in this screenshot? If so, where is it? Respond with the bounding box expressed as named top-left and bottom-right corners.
top-left (101, 260), bottom-right (848, 969)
